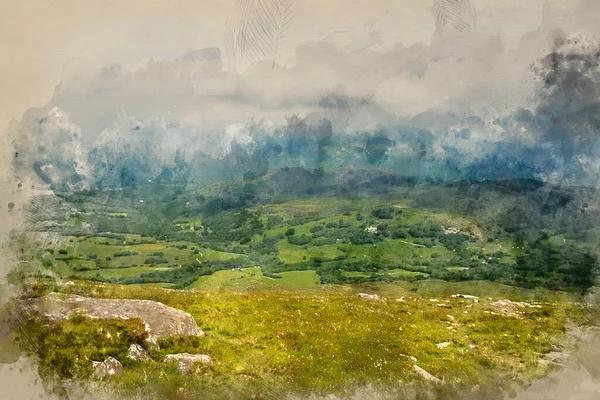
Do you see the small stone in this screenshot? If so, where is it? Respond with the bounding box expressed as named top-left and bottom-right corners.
top-left (436, 342), bottom-right (451, 349)
top-left (127, 344), bottom-right (149, 361)
top-left (164, 353), bottom-right (212, 373)
top-left (400, 354), bottom-right (417, 362)
top-left (93, 357), bottom-right (124, 380)
top-left (357, 293), bottom-right (380, 301)
top-left (413, 365), bottom-right (442, 383)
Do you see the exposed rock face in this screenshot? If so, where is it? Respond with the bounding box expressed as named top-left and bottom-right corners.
top-left (92, 357), bottom-right (124, 380)
top-left (24, 293), bottom-right (204, 346)
top-left (164, 353), bottom-right (212, 373)
top-left (127, 344), bottom-right (149, 362)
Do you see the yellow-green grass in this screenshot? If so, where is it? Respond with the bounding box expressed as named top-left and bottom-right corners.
top-left (76, 266), bottom-right (172, 279)
top-left (189, 267), bottom-right (320, 290)
top-left (42, 279), bottom-right (584, 399)
top-left (342, 269), bottom-right (429, 279)
top-left (341, 271), bottom-right (370, 278)
top-left (277, 241), bottom-right (345, 264)
top-left (339, 241), bottom-right (450, 265)
top-left (59, 238), bottom-right (241, 270)
top-left (385, 268), bottom-right (429, 278)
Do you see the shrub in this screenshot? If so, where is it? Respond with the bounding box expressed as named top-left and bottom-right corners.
top-left (113, 250), bottom-right (139, 257)
top-left (287, 235), bottom-right (312, 246)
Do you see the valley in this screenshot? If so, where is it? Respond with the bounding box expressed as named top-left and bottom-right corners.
top-left (5, 169), bottom-right (599, 399)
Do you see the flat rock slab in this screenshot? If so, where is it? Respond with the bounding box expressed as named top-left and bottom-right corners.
top-left (164, 353), bottom-right (212, 373)
top-left (24, 293), bottom-right (204, 344)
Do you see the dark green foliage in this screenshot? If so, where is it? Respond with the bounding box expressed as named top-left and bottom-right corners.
top-left (371, 207), bottom-right (394, 219)
top-left (113, 251), bottom-right (139, 257)
top-left (287, 235), bottom-right (312, 246)
top-left (309, 225), bottom-right (324, 233)
top-left (267, 215), bottom-right (284, 228)
top-left (514, 239), bottom-right (598, 291)
top-left (144, 257), bottom-right (169, 265)
top-left (439, 233), bottom-right (470, 251)
top-left (392, 231), bottom-right (407, 239)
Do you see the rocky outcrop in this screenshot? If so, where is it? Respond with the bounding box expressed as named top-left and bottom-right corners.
top-left (92, 357), bottom-right (124, 380)
top-left (164, 353), bottom-right (212, 373)
top-left (24, 293), bottom-right (204, 347)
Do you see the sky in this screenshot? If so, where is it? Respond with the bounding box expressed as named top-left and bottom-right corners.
top-left (0, 0), bottom-right (555, 126)
top-left (3, 0), bottom-right (600, 190)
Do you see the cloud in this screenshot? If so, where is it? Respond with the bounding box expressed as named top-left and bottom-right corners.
top-left (10, 0), bottom-right (600, 190)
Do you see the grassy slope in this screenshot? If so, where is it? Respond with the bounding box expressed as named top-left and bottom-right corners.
top-left (10, 182), bottom-right (597, 398)
top-left (21, 279), bottom-right (583, 400)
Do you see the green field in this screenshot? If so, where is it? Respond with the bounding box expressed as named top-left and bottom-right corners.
top-left (190, 267), bottom-right (320, 290)
top-left (77, 266), bottom-right (173, 279)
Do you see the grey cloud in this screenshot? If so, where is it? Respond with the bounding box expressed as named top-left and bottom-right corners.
top-left (11, 0), bottom-right (600, 190)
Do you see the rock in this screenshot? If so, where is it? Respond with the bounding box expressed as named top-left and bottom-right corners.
top-left (413, 365), bottom-right (442, 383)
top-left (24, 293), bottom-right (204, 348)
top-left (357, 293), bottom-right (380, 301)
top-left (127, 344), bottom-right (149, 362)
top-left (436, 342), bottom-right (451, 349)
top-left (145, 334), bottom-right (160, 351)
top-left (92, 357), bottom-right (124, 380)
top-left (452, 294), bottom-right (479, 302)
top-left (489, 299), bottom-right (541, 318)
top-left (164, 353), bottom-right (212, 373)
